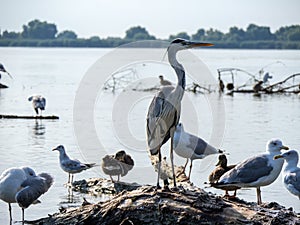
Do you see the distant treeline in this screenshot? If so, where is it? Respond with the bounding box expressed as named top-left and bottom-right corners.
top-left (1, 19), bottom-right (300, 49)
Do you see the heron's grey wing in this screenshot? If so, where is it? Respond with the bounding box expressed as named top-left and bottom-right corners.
top-left (219, 155), bottom-right (272, 184)
top-left (284, 169), bottom-right (300, 193)
top-left (41, 97), bottom-right (46, 108)
top-left (16, 174), bottom-right (53, 208)
top-left (147, 92), bottom-right (179, 152)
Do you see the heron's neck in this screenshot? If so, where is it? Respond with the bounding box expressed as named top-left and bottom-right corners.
top-left (168, 49), bottom-right (186, 90)
top-left (284, 159), bottom-right (298, 172)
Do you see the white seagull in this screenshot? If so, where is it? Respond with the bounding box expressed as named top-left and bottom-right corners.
top-left (214, 139), bottom-right (289, 205)
top-left (274, 150), bottom-right (300, 200)
top-left (28, 95), bottom-right (46, 116)
top-left (52, 145), bottom-right (96, 184)
top-left (173, 123), bottom-right (223, 179)
top-left (0, 167), bottom-right (53, 224)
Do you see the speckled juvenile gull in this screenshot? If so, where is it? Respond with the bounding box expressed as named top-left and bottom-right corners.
top-left (52, 145), bottom-right (96, 185)
top-left (0, 167), bottom-right (53, 223)
top-left (214, 139), bottom-right (288, 205)
top-left (274, 150), bottom-right (300, 199)
top-left (173, 123), bottom-right (223, 179)
top-left (28, 95), bottom-right (46, 116)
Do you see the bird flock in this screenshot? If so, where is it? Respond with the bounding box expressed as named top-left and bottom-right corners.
top-left (1, 39), bottom-right (299, 224)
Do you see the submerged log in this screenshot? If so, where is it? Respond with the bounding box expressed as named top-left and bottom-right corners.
top-left (0, 114), bottom-right (59, 120)
top-left (0, 83), bottom-right (8, 88)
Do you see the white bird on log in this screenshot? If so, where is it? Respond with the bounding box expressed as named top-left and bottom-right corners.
top-left (28, 95), bottom-right (46, 116)
top-left (0, 167), bottom-right (53, 224)
top-left (146, 39), bottom-right (213, 188)
top-left (213, 139), bottom-right (289, 205)
top-left (52, 145), bottom-right (96, 185)
top-left (173, 123), bottom-right (223, 179)
top-left (274, 150), bottom-right (300, 200)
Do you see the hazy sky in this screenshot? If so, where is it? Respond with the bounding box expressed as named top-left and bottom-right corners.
top-left (1, 0), bottom-right (299, 39)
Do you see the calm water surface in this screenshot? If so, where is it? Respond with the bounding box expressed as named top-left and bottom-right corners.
top-left (0, 47), bottom-right (299, 224)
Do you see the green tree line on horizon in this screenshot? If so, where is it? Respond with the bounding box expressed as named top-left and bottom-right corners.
top-left (1, 19), bottom-right (300, 49)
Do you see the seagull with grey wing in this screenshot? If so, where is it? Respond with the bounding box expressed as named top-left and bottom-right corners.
top-left (274, 150), bottom-right (300, 200)
top-left (52, 145), bottom-right (96, 185)
top-left (212, 139), bottom-right (289, 205)
top-left (28, 95), bottom-right (46, 116)
top-left (173, 123), bottom-right (223, 179)
top-left (0, 167), bottom-right (53, 224)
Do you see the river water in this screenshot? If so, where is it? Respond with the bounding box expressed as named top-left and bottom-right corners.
top-left (0, 47), bottom-right (299, 224)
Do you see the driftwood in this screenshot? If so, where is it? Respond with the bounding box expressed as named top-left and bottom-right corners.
top-left (30, 181), bottom-right (300, 225)
top-left (0, 114), bottom-right (59, 120)
top-left (28, 159), bottom-right (300, 225)
top-left (0, 83), bottom-right (8, 88)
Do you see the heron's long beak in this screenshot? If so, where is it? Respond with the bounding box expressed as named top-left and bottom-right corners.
top-left (280, 145), bottom-right (289, 150)
top-left (274, 155), bottom-right (283, 160)
top-left (52, 148), bottom-right (58, 151)
top-left (188, 42), bottom-right (214, 48)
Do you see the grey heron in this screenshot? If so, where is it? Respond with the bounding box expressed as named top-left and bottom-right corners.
top-left (0, 167), bottom-right (53, 224)
top-left (52, 145), bottom-right (96, 185)
top-left (213, 139), bottom-right (288, 205)
top-left (173, 123), bottom-right (223, 179)
top-left (101, 150), bottom-right (134, 182)
top-left (274, 150), bottom-right (300, 200)
top-left (146, 38), bottom-right (213, 188)
top-left (28, 95), bottom-right (46, 116)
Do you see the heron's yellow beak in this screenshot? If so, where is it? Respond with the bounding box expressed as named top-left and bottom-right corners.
top-left (189, 42), bottom-right (214, 48)
top-left (274, 155), bottom-right (283, 160)
top-left (280, 145), bottom-right (289, 150)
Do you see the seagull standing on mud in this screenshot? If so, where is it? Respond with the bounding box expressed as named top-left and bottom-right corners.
top-left (274, 150), bottom-right (300, 199)
top-left (52, 145), bottom-right (96, 185)
top-left (146, 39), bottom-right (213, 188)
top-left (212, 139), bottom-right (288, 204)
top-left (28, 95), bottom-right (46, 116)
top-left (173, 123), bottom-right (223, 179)
top-left (0, 167), bottom-right (53, 224)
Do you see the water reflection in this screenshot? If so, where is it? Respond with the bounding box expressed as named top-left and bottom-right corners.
top-left (32, 120), bottom-right (46, 136)
top-left (59, 187), bottom-right (82, 205)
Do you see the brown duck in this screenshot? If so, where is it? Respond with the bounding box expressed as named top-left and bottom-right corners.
top-left (102, 150), bottom-right (134, 182)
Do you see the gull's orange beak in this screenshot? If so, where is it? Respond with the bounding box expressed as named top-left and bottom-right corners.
top-left (280, 145), bottom-right (289, 150)
top-left (274, 155), bottom-right (283, 160)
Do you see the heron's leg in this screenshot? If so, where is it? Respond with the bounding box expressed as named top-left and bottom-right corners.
top-left (156, 149), bottom-right (162, 188)
top-left (117, 175), bottom-right (120, 182)
top-left (188, 160), bottom-right (193, 180)
top-left (109, 175), bottom-right (114, 182)
top-left (71, 174), bottom-right (74, 184)
top-left (34, 108), bottom-right (39, 116)
top-left (170, 129), bottom-right (177, 187)
top-left (256, 187), bottom-right (262, 205)
top-left (68, 173), bottom-right (70, 184)
top-left (233, 189), bottom-right (237, 197)
top-left (22, 208), bottom-right (24, 225)
top-left (183, 158), bottom-right (189, 171)
top-left (8, 203), bottom-right (12, 223)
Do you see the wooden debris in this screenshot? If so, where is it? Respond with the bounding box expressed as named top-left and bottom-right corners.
top-left (29, 182), bottom-right (300, 225)
top-left (0, 114), bottom-right (59, 120)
